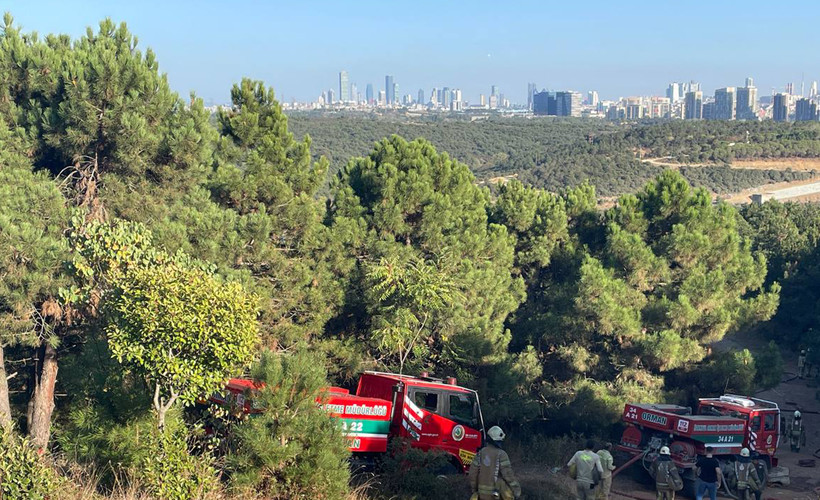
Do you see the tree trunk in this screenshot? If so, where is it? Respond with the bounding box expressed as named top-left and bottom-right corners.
top-left (0, 345), bottom-right (12, 431)
top-left (29, 342), bottom-right (58, 451)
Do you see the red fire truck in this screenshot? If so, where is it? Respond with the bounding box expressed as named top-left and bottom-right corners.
top-left (617, 394), bottom-right (781, 497)
top-left (211, 371), bottom-right (485, 472)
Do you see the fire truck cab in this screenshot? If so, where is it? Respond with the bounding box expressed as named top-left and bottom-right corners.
top-left (696, 394), bottom-right (781, 463)
top-left (355, 371), bottom-right (485, 471)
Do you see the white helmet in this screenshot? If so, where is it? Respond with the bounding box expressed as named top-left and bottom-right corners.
top-left (740, 448), bottom-right (750, 457)
top-left (794, 410), bottom-right (802, 419)
top-left (487, 426), bottom-right (505, 441)
top-left (659, 446), bottom-right (671, 456)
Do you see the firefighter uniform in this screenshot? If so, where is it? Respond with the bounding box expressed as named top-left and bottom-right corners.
top-left (652, 447), bottom-right (682, 500)
top-left (733, 452), bottom-right (761, 500)
top-left (787, 412), bottom-right (806, 452)
top-left (469, 427), bottom-right (521, 500)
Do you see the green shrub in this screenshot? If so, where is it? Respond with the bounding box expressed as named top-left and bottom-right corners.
top-left (374, 439), bottom-right (467, 500)
top-left (137, 428), bottom-right (219, 500)
top-left (226, 349), bottom-right (350, 499)
top-left (0, 430), bottom-right (61, 500)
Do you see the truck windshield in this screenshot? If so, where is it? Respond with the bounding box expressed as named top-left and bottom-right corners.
top-left (448, 392), bottom-right (478, 428)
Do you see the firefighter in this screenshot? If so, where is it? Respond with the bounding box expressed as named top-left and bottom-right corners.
top-left (732, 448), bottom-right (761, 500)
top-left (596, 442), bottom-right (616, 500)
top-left (797, 349), bottom-right (807, 378)
top-left (468, 426), bottom-right (522, 500)
top-left (568, 440), bottom-right (604, 500)
top-left (652, 446), bottom-right (682, 500)
top-left (787, 410), bottom-right (807, 452)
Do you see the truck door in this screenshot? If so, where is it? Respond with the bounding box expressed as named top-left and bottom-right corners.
top-left (759, 411), bottom-right (779, 457)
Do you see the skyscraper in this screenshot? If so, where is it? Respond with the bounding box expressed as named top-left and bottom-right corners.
top-left (491, 85), bottom-right (498, 97)
top-left (785, 83), bottom-right (794, 95)
top-left (795, 98), bottom-right (818, 121)
top-left (366, 83), bottom-right (374, 104)
top-left (418, 89), bottom-right (425, 105)
top-left (350, 83), bottom-right (357, 104)
top-left (684, 91), bottom-right (703, 119)
top-left (736, 82), bottom-right (758, 120)
top-left (556, 91), bottom-right (582, 117)
top-left (746, 77), bottom-right (755, 88)
top-left (810, 81), bottom-right (818, 98)
top-left (327, 88), bottom-right (335, 104)
top-left (532, 91), bottom-right (552, 115)
top-left (588, 90), bottom-right (599, 107)
top-left (773, 93), bottom-right (789, 122)
top-left (714, 87), bottom-right (736, 120)
top-left (666, 82), bottom-right (681, 102)
top-left (527, 83), bottom-right (537, 110)
top-left (442, 87), bottom-right (451, 109)
top-left (393, 82), bottom-right (399, 106)
top-left (339, 71), bottom-right (349, 102)
top-left (385, 75), bottom-right (395, 105)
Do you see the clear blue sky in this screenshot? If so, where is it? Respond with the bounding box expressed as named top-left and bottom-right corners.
top-left (5, 0), bottom-right (818, 105)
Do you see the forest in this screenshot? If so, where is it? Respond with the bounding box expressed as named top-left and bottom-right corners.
top-left (1, 16), bottom-right (820, 500)
top-left (289, 114), bottom-right (819, 196)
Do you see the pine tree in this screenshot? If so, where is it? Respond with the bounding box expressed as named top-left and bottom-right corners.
top-left (328, 136), bottom-right (525, 378)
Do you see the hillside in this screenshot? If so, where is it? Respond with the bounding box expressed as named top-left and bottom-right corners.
top-left (289, 113), bottom-right (817, 196)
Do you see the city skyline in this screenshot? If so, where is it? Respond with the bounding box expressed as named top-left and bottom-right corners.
top-left (5, 0), bottom-right (820, 105)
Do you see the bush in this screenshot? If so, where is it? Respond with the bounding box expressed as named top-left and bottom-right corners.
top-left (226, 349), bottom-right (350, 499)
top-left (374, 439), bottom-right (467, 500)
top-left (0, 430), bottom-right (61, 499)
top-left (138, 428), bottom-right (219, 500)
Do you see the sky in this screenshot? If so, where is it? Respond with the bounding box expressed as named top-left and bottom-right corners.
top-left (4, 0), bottom-right (819, 105)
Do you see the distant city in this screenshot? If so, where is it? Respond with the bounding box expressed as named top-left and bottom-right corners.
top-left (274, 71), bottom-right (820, 122)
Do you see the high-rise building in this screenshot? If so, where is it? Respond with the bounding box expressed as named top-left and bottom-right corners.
top-left (339, 71), bottom-right (349, 102)
top-left (430, 88), bottom-right (438, 106)
top-left (532, 91), bottom-right (552, 115)
top-left (666, 83), bottom-right (681, 103)
top-left (327, 88), bottom-right (335, 104)
top-left (702, 101), bottom-right (716, 120)
top-left (785, 83), bottom-right (794, 95)
top-left (588, 90), bottom-right (599, 107)
top-left (488, 94), bottom-right (498, 109)
top-left (418, 89), bottom-right (425, 105)
top-left (556, 91), bottom-right (582, 117)
top-left (479, 94), bottom-right (486, 107)
top-left (451, 89), bottom-right (463, 111)
top-left (385, 75), bottom-right (395, 104)
top-left (625, 97), bottom-right (643, 120)
top-left (795, 98), bottom-right (818, 121)
top-left (810, 81), bottom-right (818, 98)
top-left (366, 83), bottom-right (374, 104)
top-left (393, 83), bottom-right (399, 105)
top-left (736, 84), bottom-right (758, 120)
top-left (491, 85), bottom-right (498, 97)
top-left (746, 77), bottom-right (755, 88)
top-left (442, 87), bottom-right (451, 109)
top-left (527, 83), bottom-right (537, 110)
top-left (378, 90), bottom-right (386, 106)
top-left (714, 87), bottom-right (737, 120)
top-left (773, 93), bottom-right (789, 122)
top-left (684, 91), bottom-right (703, 119)
top-left (350, 83), bottom-right (357, 104)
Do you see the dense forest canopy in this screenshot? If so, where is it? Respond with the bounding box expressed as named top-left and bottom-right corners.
top-left (289, 114), bottom-right (818, 196)
top-left (0, 14), bottom-right (818, 500)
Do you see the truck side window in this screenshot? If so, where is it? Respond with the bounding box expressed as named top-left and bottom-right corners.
top-left (764, 414), bottom-right (775, 431)
top-left (751, 416), bottom-right (761, 430)
top-left (448, 394), bottom-right (475, 426)
top-left (414, 391), bottom-right (439, 413)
